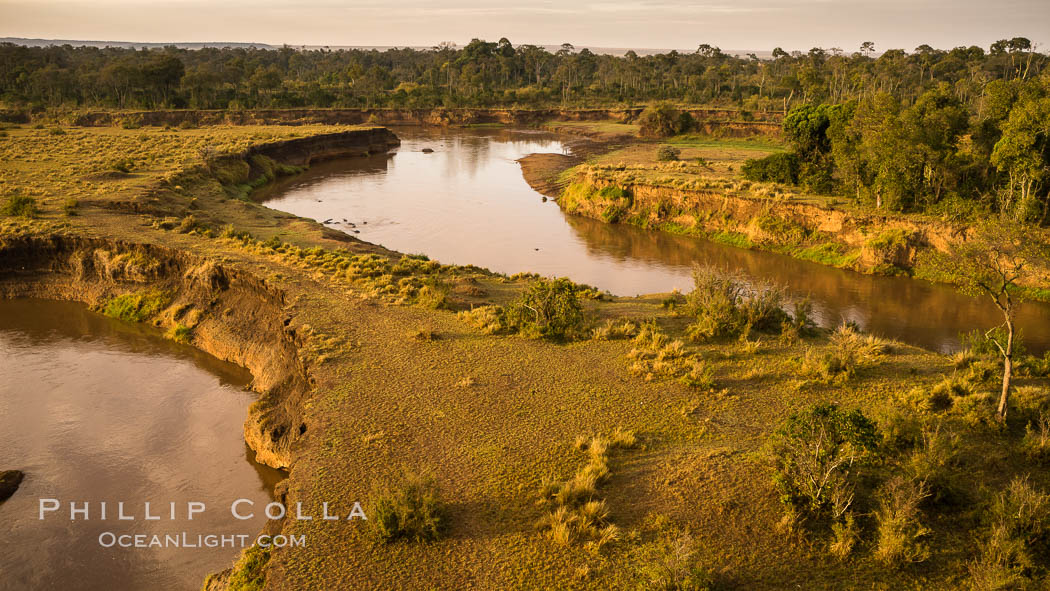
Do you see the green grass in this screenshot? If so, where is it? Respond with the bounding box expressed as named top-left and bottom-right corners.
top-left (225, 545), bottom-right (270, 591)
top-left (796, 242), bottom-right (862, 268)
top-left (101, 289), bottom-right (169, 323)
top-left (667, 134), bottom-right (786, 152)
top-left (167, 323), bottom-right (193, 343)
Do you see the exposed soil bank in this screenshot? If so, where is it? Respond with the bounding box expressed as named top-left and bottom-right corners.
top-left (0, 234), bottom-right (306, 470)
top-left (520, 159), bottom-right (1050, 291)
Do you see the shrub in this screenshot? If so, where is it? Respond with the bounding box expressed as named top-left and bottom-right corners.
top-left (969, 523), bottom-right (1031, 590)
top-left (742, 152), bottom-right (801, 184)
top-left (591, 318), bottom-right (639, 340)
top-left (538, 431), bottom-right (635, 551)
top-left (685, 266), bottom-right (787, 342)
top-left (63, 198), bottom-right (79, 216)
top-left (636, 532), bottom-right (715, 591)
top-left (638, 103), bottom-right (688, 138)
top-left (873, 475), bottom-right (931, 566)
top-left (506, 277), bottom-right (584, 340)
top-left (803, 323), bottom-right (889, 382)
top-left (678, 358), bottom-right (715, 391)
top-left (961, 327), bottom-right (1026, 360)
top-left (970, 477), bottom-right (1050, 588)
top-left (656, 145), bottom-right (681, 161)
top-left (2, 194), bottom-right (38, 218)
top-left (904, 426), bottom-right (960, 506)
top-left (109, 158), bottom-right (135, 173)
top-left (370, 472), bottom-right (446, 543)
top-left (770, 404), bottom-right (879, 522)
top-left (415, 279), bottom-right (451, 310)
top-left (1021, 411), bottom-right (1050, 463)
top-left (829, 513), bottom-right (860, 560)
top-left (457, 305), bottom-right (508, 335)
top-left (902, 374), bottom-right (971, 413)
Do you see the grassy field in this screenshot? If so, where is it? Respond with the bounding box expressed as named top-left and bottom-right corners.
top-left (2, 123), bottom-right (1050, 590)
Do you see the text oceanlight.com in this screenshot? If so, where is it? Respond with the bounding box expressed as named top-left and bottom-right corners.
top-left (98, 532), bottom-right (306, 549)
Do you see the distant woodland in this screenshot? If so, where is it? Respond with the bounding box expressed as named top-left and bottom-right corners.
top-left (0, 38), bottom-right (1045, 111)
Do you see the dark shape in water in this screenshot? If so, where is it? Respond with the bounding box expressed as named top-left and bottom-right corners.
top-left (0, 470), bottom-right (24, 503)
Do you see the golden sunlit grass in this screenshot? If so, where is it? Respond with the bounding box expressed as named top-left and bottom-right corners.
top-left (0, 124), bottom-right (367, 218)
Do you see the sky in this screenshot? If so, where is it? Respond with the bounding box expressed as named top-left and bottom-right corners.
top-left (1, 0), bottom-right (1048, 53)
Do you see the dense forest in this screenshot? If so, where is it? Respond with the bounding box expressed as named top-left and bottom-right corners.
top-left (738, 72), bottom-right (1050, 223)
top-left (0, 38), bottom-right (1046, 111)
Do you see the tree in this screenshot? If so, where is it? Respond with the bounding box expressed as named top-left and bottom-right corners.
top-left (926, 223), bottom-right (1042, 421)
top-left (991, 77), bottom-right (1050, 223)
top-left (637, 102), bottom-right (685, 138)
top-left (770, 404), bottom-right (879, 521)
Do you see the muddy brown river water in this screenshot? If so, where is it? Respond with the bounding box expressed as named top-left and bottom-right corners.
top-left (0, 299), bottom-right (284, 591)
top-left (260, 126), bottom-right (1050, 353)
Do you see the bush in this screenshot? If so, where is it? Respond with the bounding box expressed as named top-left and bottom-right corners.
top-left (637, 103), bottom-right (690, 138)
top-left (873, 475), bottom-right (931, 566)
top-left (685, 266), bottom-right (788, 342)
top-left (741, 152), bottom-right (800, 184)
top-left (537, 431), bottom-right (635, 551)
top-left (2, 194), bottom-right (38, 218)
top-left (506, 277), bottom-right (585, 340)
top-left (591, 318), bottom-right (639, 340)
top-left (770, 404), bottom-right (879, 522)
top-left (458, 305), bottom-right (509, 335)
top-left (970, 477), bottom-right (1050, 588)
top-left (829, 513), bottom-right (860, 560)
top-left (961, 327), bottom-right (1026, 360)
top-left (167, 324), bottom-right (192, 344)
top-left (678, 358), bottom-right (715, 391)
top-left (415, 278), bottom-right (451, 309)
top-left (370, 472), bottom-right (446, 543)
top-left (109, 158), bottom-right (135, 173)
top-left (904, 426), bottom-right (960, 506)
top-left (1022, 412), bottom-right (1050, 463)
top-left (656, 145), bottom-right (681, 161)
top-left (63, 198), bottom-right (79, 216)
top-left (802, 324), bottom-right (889, 382)
top-left (637, 532), bottom-right (715, 590)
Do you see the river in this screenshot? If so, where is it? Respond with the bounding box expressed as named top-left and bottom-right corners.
top-left (259, 126), bottom-right (1050, 353)
top-left (0, 299), bottom-right (284, 591)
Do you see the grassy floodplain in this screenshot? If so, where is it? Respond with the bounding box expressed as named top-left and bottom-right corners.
top-left (1, 120), bottom-right (1050, 591)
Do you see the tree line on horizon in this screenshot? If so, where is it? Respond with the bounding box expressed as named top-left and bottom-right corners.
top-left (0, 37), bottom-right (1046, 112)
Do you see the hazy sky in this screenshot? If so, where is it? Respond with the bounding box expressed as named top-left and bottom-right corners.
top-left (2, 0), bottom-right (1048, 53)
